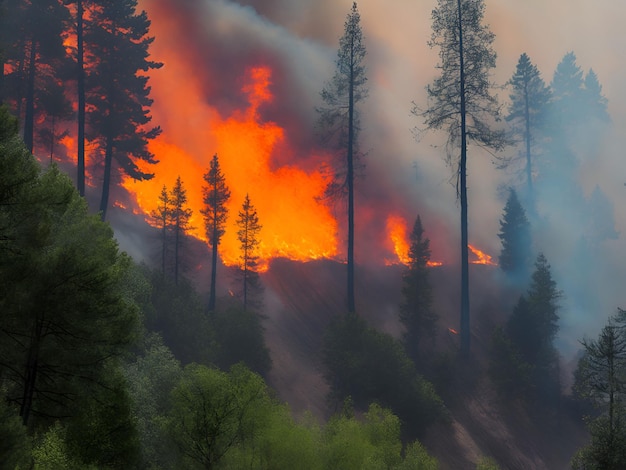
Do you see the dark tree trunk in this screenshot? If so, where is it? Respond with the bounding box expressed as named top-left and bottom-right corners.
top-left (209, 216), bottom-right (218, 311)
top-left (77, 0), bottom-right (86, 196)
top-left (23, 38), bottom-right (36, 153)
top-left (347, 36), bottom-right (355, 314)
top-left (20, 316), bottom-right (43, 426)
top-left (99, 132), bottom-right (113, 221)
top-left (174, 217), bottom-right (180, 285)
top-left (457, 0), bottom-right (470, 356)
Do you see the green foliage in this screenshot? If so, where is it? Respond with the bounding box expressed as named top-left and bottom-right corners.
top-left (210, 301), bottom-right (272, 378)
top-left (236, 194), bottom-right (263, 311)
top-left (400, 215), bottom-right (438, 364)
top-left (323, 313), bottom-right (446, 437)
top-left (32, 422), bottom-right (89, 470)
top-left (167, 363), bottom-right (271, 469)
top-left (0, 391), bottom-right (31, 469)
top-left (488, 326), bottom-right (532, 399)
top-left (476, 456), bottom-right (500, 469)
top-left (498, 189), bottom-right (532, 282)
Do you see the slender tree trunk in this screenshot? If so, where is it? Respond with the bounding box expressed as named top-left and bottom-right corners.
top-left (100, 132), bottom-right (113, 221)
top-left (457, 0), bottom-right (470, 356)
top-left (243, 234), bottom-right (248, 312)
top-left (161, 213), bottom-right (167, 275)
top-left (174, 217), bottom-right (180, 285)
top-left (20, 316), bottom-right (43, 426)
top-left (209, 215), bottom-right (218, 311)
top-left (77, 0), bottom-right (86, 197)
top-left (524, 81), bottom-right (533, 210)
top-left (346, 37), bottom-right (355, 314)
top-left (23, 38), bottom-right (36, 153)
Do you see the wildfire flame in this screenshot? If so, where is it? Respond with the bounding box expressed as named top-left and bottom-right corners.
top-left (468, 244), bottom-right (497, 266)
top-left (121, 62), bottom-right (338, 271)
top-left (385, 215), bottom-right (443, 267)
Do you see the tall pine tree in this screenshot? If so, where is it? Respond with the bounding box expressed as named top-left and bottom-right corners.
top-left (86, 0), bottom-right (161, 220)
top-left (498, 189), bottom-right (532, 283)
top-left (202, 154), bottom-right (230, 311)
top-left (317, 2), bottom-right (367, 314)
top-left (399, 215), bottom-right (438, 364)
top-left (236, 194), bottom-right (262, 312)
top-left (170, 176), bottom-right (192, 285)
top-left (416, 0), bottom-right (506, 355)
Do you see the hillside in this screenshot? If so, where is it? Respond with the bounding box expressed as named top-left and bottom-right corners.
top-left (260, 258), bottom-right (588, 469)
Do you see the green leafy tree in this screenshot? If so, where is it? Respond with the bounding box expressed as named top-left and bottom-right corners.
top-left (572, 311), bottom-right (626, 469)
top-left (86, 0), bottom-right (161, 220)
top-left (167, 363), bottom-right (271, 469)
top-left (170, 176), bottom-right (193, 285)
top-left (236, 193), bottom-right (263, 312)
top-left (317, 2), bottom-right (368, 313)
top-left (497, 189), bottom-right (532, 282)
top-left (0, 114), bottom-right (139, 427)
top-left (202, 154), bottom-right (231, 312)
top-left (400, 215), bottom-right (438, 364)
top-left (416, 0), bottom-right (506, 355)
top-left (503, 53), bottom-right (551, 207)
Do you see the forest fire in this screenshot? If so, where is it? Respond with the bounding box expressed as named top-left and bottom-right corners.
top-left (468, 244), bottom-right (497, 266)
top-left (385, 215), bottom-right (444, 267)
top-left (121, 63), bottom-right (338, 270)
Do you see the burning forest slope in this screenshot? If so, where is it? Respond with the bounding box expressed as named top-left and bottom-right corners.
top-left (260, 258), bottom-right (588, 469)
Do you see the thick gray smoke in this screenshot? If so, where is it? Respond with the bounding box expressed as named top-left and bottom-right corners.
top-left (134, 0), bottom-right (626, 358)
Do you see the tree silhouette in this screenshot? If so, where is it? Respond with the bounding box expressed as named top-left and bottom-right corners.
top-left (86, 0), bottom-right (161, 220)
top-left (498, 189), bottom-right (532, 283)
top-left (504, 53), bottom-right (551, 208)
top-left (170, 176), bottom-right (192, 285)
top-left (236, 194), bottom-right (262, 312)
top-left (202, 154), bottom-right (231, 311)
top-left (400, 215), bottom-right (438, 363)
top-left (416, 0), bottom-right (506, 355)
top-left (150, 185), bottom-right (171, 275)
top-left (317, 2), bottom-right (367, 313)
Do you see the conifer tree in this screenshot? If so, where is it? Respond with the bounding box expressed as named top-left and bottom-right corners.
top-left (86, 0), bottom-right (162, 220)
top-left (236, 194), bottom-right (262, 312)
top-left (317, 2), bottom-right (367, 313)
top-left (504, 53), bottom-right (551, 207)
top-left (416, 0), bottom-right (506, 355)
top-left (150, 185), bottom-right (171, 275)
top-left (498, 189), bottom-right (532, 282)
top-left (399, 215), bottom-right (437, 363)
top-left (170, 176), bottom-right (192, 285)
top-left (506, 253), bottom-right (561, 401)
top-left (202, 154), bottom-right (231, 311)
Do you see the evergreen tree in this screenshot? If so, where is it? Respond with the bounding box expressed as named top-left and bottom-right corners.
top-left (572, 311), bottom-right (626, 469)
top-left (202, 154), bottom-right (231, 312)
top-left (86, 0), bottom-right (161, 220)
top-left (497, 189), bottom-right (532, 282)
top-left (506, 253), bottom-right (561, 402)
top-left (236, 194), bottom-right (262, 312)
top-left (586, 185), bottom-right (618, 246)
top-left (504, 53), bottom-right (551, 207)
top-left (317, 2), bottom-right (367, 313)
top-left (399, 215), bottom-right (438, 363)
top-left (416, 0), bottom-right (506, 355)
top-left (170, 176), bottom-right (192, 285)
top-left (150, 184), bottom-right (171, 275)
top-left (583, 69), bottom-right (610, 124)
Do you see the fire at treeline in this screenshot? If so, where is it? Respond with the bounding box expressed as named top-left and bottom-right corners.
top-left (1, 0), bottom-right (625, 468)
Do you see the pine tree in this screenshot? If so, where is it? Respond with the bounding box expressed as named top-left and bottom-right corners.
top-left (399, 215), bottom-right (437, 363)
top-left (201, 154), bottom-right (231, 312)
top-left (506, 253), bottom-right (561, 402)
top-left (504, 53), bottom-right (551, 207)
top-left (170, 176), bottom-right (192, 285)
top-left (150, 185), bottom-right (171, 275)
top-left (236, 194), bottom-right (262, 312)
top-left (317, 2), bottom-right (367, 314)
top-left (416, 0), bottom-right (506, 355)
top-left (86, 0), bottom-right (162, 220)
top-left (498, 189), bottom-right (532, 282)
top-left (572, 311), bottom-right (626, 469)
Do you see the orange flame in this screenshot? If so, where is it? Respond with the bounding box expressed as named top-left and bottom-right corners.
top-left (121, 62), bottom-right (338, 270)
top-left (468, 244), bottom-right (497, 266)
top-left (448, 327), bottom-right (459, 335)
top-left (385, 215), bottom-right (443, 267)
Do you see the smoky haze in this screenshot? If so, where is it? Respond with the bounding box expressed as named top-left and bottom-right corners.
top-left (131, 0), bottom-right (626, 358)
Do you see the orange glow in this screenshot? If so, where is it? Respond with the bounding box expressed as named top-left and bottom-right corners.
top-left (386, 215), bottom-right (410, 265)
top-left (448, 327), bottom-right (459, 335)
top-left (122, 64), bottom-right (338, 270)
top-left (468, 244), bottom-right (497, 266)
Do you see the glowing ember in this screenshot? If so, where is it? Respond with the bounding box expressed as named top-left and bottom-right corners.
top-left (468, 244), bottom-right (497, 266)
top-left (122, 64), bottom-right (338, 270)
top-left (448, 327), bottom-right (459, 335)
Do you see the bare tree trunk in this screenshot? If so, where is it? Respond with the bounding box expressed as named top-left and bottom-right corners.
top-left (23, 38), bottom-right (36, 153)
top-left (347, 36), bottom-right (355, 314)
top-left (209, 218), bottom-right (218, 311)
top-left (100, 132), bottom-right (113, 221)
top-left (457, 0), bottom-right (470, 356)
top-left (77, 0), bottom-right (86, 196)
